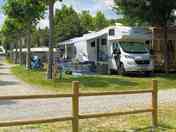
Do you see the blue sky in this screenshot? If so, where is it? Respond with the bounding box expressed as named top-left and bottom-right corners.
top-left (60, 0), bottom-right (117, 19)
top-left (0, 0), bottom-right (4, 26)
top-left (0, 0), bottom-right (118, 28)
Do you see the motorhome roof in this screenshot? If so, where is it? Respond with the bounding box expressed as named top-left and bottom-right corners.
top-left (58, 26), bottom-right (152, 45)
top-left (12, 47), bottom-right (57, 52)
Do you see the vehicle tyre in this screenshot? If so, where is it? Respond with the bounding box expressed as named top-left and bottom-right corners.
top-left (118, 63), bottom-right (126, 75)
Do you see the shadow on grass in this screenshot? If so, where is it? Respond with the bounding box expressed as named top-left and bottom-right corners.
top-left (156, 73), bottom-right (176, 81)
top-left (56, 75), bottom-right (138, 89)
top-left (127, 124), bottom-right (176, 132)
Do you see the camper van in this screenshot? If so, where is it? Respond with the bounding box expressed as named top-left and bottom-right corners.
top-left (110, 41), bottom-right (153, 75)
top-left (58, 26), bottom-right (154, 75)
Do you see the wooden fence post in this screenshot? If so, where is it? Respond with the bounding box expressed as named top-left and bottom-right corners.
top-left (151, 80), bottom-right (158, 128)
top-left (72, 81), bottom-right (80, 132)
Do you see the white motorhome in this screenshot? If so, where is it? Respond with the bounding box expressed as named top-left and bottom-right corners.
top-left (58, 26), bottom-right (154, 75)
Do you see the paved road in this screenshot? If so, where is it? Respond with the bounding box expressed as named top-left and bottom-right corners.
top-left (0, 56), bottom-right (176, 122)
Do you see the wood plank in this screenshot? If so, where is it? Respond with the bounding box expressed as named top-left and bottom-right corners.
top-left (0, 94), bottom-right (73, 100)
top-left (79, 90), bottom-right (153, 97)
top-left (0, 117), bottom-right (73, 127)
top-left (79, 109), bottom-right (153, 119)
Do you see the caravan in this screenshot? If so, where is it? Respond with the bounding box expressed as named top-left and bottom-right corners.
top-left (58, 26), bottom-right (154, 75)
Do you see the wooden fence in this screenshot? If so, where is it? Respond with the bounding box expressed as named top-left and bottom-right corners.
top-left (0, 80), bottom-right (158, 132)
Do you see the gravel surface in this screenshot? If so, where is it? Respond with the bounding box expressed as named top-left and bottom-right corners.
top-left (0, 57), bottom-right (175, 122)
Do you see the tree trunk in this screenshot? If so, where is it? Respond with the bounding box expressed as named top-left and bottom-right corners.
top-left (19, 37), bottom-right (23, 65)
top-left (163, 25), bottom-right (168, 73)
top-left (26, 31), bottom-right (32, 70)
top-left (10, 43), bottom-right (13, 62)
top-left (15, 42), bottom-right (18, 64)
top-left (47, 1), bottom-right (55, 80)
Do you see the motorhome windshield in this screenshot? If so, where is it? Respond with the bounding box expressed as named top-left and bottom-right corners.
top-left (119, 42), bottom-right (148, 54)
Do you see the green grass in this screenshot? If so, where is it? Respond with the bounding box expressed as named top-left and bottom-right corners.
top-left (9, 65), bottom-right (176, 131)
top-left (0, 104), bottom-right (176, 132)
top-left (11, 65), bottom-right (176, 93)
top-left (4, 57), bottom-right (13, 64)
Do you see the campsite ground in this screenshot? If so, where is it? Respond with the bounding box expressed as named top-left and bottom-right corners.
top-left (0, 61), bottom-right (176, 131)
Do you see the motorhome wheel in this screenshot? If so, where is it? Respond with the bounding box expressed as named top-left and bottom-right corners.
top-left (118, 63), bottom-right (126, 75)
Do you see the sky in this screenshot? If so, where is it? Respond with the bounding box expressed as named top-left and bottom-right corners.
top-left (0, 0), bottom-right (118, 28)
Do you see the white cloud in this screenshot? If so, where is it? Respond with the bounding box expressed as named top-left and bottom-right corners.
top-left (103, 0), bottom-right (114, 7)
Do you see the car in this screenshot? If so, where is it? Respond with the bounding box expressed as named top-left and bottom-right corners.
top-left (0, 46), bottom-right (5, 56)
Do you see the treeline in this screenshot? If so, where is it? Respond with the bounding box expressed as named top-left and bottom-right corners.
top-left (33, 5), bottom-right (115, 47)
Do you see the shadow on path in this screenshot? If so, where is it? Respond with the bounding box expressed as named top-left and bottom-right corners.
top-left (0, 80), bottom-right (19, 86)
top-left (0, 100), bottom-right (16, 106)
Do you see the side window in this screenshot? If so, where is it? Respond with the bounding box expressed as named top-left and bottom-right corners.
top-left (109, 29), bottom-right (115, 36)
top-left (101, 39), bottom-right (107, 46)
top-left (112, 43), bottom-right (120, 55)
top-left (113, 43), bottom-right (119, 50)
top-left (91, 41), bottom-right (95, 47)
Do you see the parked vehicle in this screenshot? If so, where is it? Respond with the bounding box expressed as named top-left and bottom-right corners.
top-left (0, 46), bottom-right (5, 56)
top-left (58, 25), bottom-right (154, 75)
top-left (31, 56), bottom-right (43, 70)
top-left (111, 41), bottom-right (153, 75)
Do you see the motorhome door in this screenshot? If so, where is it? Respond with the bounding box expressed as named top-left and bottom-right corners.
top-left (112, 43), bottom-right (121, 71)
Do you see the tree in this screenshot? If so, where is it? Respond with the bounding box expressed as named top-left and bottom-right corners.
top-left (32, 27), bottom-right (49, 47)
top-left (80, 11), bottom-right (95, 32)
top-left (1, 17), bottom-right (24, 64)
top-left (114, 0), bottom-right (176, 73)
top-left (45, 0), bottom-right (63, 79)
top-left (94, 11), bottom-right (109, 31)
top-left (54, 5), bottom-right (84, 42)
top-left (3, 0), bottom-right (46, 69)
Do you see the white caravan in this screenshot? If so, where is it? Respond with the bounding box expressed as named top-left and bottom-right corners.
top-left (58, 26), bottom-right (154, 74)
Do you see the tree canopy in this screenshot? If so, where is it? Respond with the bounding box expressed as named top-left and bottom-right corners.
top-left (114, 0), bottom-right (176, 27)
top-left (54, 5), bottom-right (84, 42)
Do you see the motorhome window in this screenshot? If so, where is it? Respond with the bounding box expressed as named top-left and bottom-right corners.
top-left (109, 29), bottom-right (115, 36)
top-left (91, 41), bottom-right (96, 47)
top-left (101, 39), bottom-right (107, 45)
top-left (119, 42), bottom-right (148, 54)
top-left (113, 43), bottom-right (119, 50)
top-left (0, 48), bottom-right (3, 52)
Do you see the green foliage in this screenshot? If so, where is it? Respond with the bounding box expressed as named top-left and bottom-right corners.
top-left (54, 5), bottom-right (84, 42)
top-left (3, 0), bottom-right (46, 27)
top-left (80, 11), bottom-right (95, 32)
top-left (94, 11), bottom-right (110, 31)
top-left (114, 0), bottom-right (176, 26)
top-left (32, 27), bottom-right (49, 47)
top-left (1, 17), bottom-right (24, 50)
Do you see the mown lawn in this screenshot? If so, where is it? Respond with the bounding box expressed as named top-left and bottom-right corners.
top-left (0, 104), bottom-right (176, 132)
top-left (11, 65), bottom-right (176, 93)
top-left (9, 65), bottom-right (176, 131)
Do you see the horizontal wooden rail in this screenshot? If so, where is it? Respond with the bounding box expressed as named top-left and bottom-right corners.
top-left (79, 90), bottom-right (153, 97)
top-left (0, 90), bottom-right (153, 100)
top-left (0, 80), bottom-right (158, 132)
top-left (0, 94), bottom-right (73, 100)
top-left (79, 109), bottom-right (153, 119)
top-left (0, 116), bottom-right (73, 127)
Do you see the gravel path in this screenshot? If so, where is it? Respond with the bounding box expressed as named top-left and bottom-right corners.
top-left (0, 57), bottom-right (175, 122)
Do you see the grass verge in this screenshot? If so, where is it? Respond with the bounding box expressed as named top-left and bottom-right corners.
top-left (11, 65), bottom-right (176, 93)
